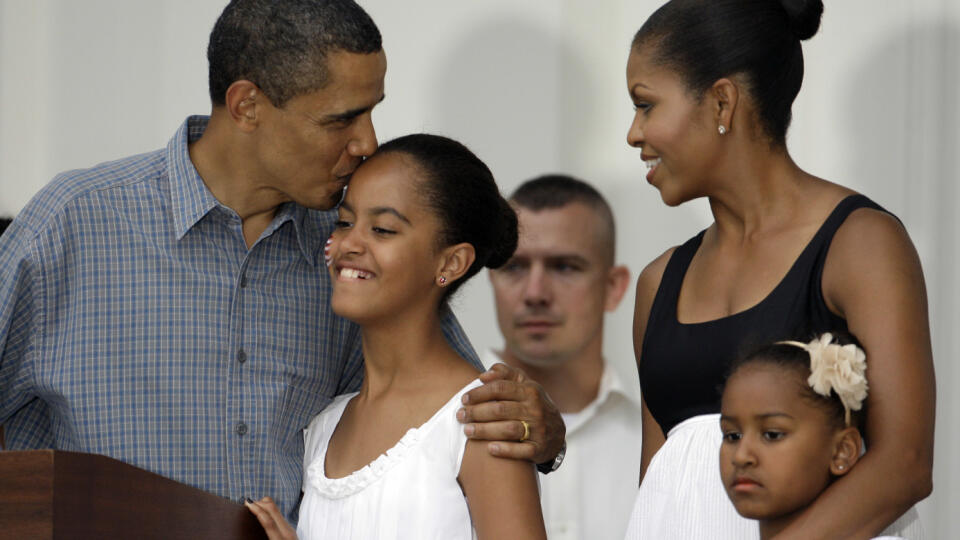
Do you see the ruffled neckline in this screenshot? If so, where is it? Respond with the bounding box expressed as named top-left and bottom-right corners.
top-left (305, 379), bottom-right (481, 499)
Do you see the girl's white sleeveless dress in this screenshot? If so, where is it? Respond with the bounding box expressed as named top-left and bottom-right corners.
top-left (297, 379), bottom-right (482, 540)
top-left (624, 414), bottom-right (925, 539)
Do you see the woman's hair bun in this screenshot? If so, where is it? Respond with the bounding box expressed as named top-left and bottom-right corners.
top-left (779, 0), bottom-right (823, 41)
top-left (484, 197), bottom-right (519, 270)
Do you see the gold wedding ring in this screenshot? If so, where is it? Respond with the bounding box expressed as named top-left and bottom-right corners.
top-left (519, 420), bottom-right (531, 442)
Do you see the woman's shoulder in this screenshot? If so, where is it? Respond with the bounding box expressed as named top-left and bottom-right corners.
top-left (802, 182), bottom-right (904, 243)
top-left (834, 200), bottom-right (909, 243)
top-left (820, 192), bottom-right (924, 316)
top-left (637, 246), bottom-right (679, 297)
top-left (634, 245), bottom-right (681, 322)
top-left (827, 194), bottom-right (918, 271)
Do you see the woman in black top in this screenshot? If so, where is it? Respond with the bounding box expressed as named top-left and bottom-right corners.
top-left (624, 1), bottom-right (934, 538)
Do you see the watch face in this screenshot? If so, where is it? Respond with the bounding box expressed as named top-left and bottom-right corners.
top-left (537, 441), bottom-right (567, 474)
top-left (554, 443), bottom-right (566, 469)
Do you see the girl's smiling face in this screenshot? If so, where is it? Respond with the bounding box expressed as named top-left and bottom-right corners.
top-left (328, 152), bottom-right (446, 325)
top-left (625, 45), bottom-right (721, 206)
top-left (719, 363), bottom-right (858, 530)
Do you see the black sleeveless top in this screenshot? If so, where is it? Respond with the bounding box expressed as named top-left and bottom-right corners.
top-left (639, 195), bottom-right (889, 437)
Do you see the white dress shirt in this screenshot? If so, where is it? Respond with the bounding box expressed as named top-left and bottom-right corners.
top-left (483, 350), bottom-right (644, 540)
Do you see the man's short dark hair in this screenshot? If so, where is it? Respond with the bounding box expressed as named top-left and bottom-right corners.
top-left (0, 217), bottom-right (12, 236)
top-left (207, 0), bottom-right (382, 107)
top-left (510, 174), bottom-right (617, 264)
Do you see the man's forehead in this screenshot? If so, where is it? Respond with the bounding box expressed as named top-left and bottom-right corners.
top-left (296, 50), bottom-right (386, 111)
top-left (515, 206), bottom-right (605, 255)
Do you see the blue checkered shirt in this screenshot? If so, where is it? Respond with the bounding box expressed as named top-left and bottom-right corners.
top-left (0, 116), bottom-right (479, 521)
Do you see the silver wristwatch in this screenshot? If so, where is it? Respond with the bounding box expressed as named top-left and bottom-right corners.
top-left (536, 441), bottom-right (566, 474)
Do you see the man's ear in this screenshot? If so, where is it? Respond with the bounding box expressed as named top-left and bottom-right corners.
top-left (709, 77), bottom-right (740, 135)
top-left (829, 426), bottom-right (863, 476)
top-left (604, 265), bottom-right (631, 312)
top-left (224, 80), bottom-right (263, 132)
top-left (436, 243), bottom-right (476, 287)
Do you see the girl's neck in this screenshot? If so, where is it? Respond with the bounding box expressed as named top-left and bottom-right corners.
top-left (357, 308), bottom-right (457, 399)
top-left (758, 508), bottom-right (805, 540)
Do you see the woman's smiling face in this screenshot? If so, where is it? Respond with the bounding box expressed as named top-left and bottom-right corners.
top-left (625, 45), bottom-right (721, 206)
top-left (328, 152), bottom-right (446, 325)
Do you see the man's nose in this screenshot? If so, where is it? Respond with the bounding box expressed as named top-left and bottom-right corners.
top-left (522, 265), bottom-right (551, 306)
top-left (347, 113), bottom-right (378, 158)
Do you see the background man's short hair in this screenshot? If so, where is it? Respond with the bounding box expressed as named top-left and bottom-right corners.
top-left (207, 0), bottom-right (382, 107)
top-left (509, 174), bottom-right (617, 263)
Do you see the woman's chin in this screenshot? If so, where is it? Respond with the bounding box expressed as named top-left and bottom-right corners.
top-left (657, 186), bottom-right (697, 208)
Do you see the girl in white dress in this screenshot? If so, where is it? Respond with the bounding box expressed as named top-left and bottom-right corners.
top-left (246, 134), bottom-right (546, 539)
top-left (719, 333), bottom-right (920, 539)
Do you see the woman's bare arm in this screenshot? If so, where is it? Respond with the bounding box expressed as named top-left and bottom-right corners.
top-left (459, 439), bottom-right (546, 540)
top-left (775, 209), bottom-right (935, 539)
top-left (638, 397), bottom-right (666, 483)
top-left (634, 248), bottom-right (673, 483)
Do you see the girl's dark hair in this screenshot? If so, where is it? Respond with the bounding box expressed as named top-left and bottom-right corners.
top-left (375, 134), bottom-right (518, 300)
top-left (632, 0), bottom-right (824, 146)
top-left (725, 331), bottom-right (865, 432)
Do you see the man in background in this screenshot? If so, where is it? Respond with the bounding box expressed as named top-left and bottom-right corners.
top-left (487, 175), bottom-right (643, 539)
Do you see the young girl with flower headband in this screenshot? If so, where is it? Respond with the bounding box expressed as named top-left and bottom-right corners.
top-left (719, 333), bottom-right (913, 540)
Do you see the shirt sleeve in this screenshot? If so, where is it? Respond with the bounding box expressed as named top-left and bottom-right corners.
top-left (0, 219), bottom-right (41, 426)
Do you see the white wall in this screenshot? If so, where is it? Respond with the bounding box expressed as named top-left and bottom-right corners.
top-left (1, 1), bottom-right (957, 536)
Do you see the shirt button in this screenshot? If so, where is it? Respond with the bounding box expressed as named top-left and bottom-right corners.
top-left (237, 349), bottom-right (247, 364)
top-left (236, 422), bottom-right (248, 436)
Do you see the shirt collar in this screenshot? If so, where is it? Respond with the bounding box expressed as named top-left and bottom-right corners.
top-left (276, 202), bottom-right (325, 267)
top-left (168, 116), bottom-right (218, 240)
top-left (566, 360), bottom-right (642, 435)
top-left (166, 115), bottom-right (322, 266)
top-left (483, 349), bottom-right (643, 435)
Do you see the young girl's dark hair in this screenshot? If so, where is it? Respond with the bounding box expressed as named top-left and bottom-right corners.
top-left (726, 331), bottom-right (866, 432)
top-left (632, 0), bottom-right (824, 146)
top-left (375, 134), bottom-right (518, 300)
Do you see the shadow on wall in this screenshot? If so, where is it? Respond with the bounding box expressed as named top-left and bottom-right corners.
top-left (845, 21), bottom-right (959, 211)
top-left (427, 16), bottom-right (596, 190)
top-left (844, 20), bottom-right (959, 540)
top-left (426, 16), bottom-right (599, 359)
top-left (844, 18), bottom-right (958, 340)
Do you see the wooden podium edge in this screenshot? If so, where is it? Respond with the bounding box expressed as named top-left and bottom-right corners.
top-left (0, 450), bottom-right (267, 539)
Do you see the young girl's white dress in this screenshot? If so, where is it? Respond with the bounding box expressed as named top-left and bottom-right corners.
top-left (296, 379), bottom-right (481, 540)
top-left (623, 414), bottom-right (925, 539)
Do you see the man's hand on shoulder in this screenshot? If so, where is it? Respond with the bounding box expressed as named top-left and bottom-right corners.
top-left (456, 362), bottom-right (566, 466)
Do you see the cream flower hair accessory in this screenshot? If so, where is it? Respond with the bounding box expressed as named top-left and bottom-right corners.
top-left (779, 333), bottom-right (868, 426)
